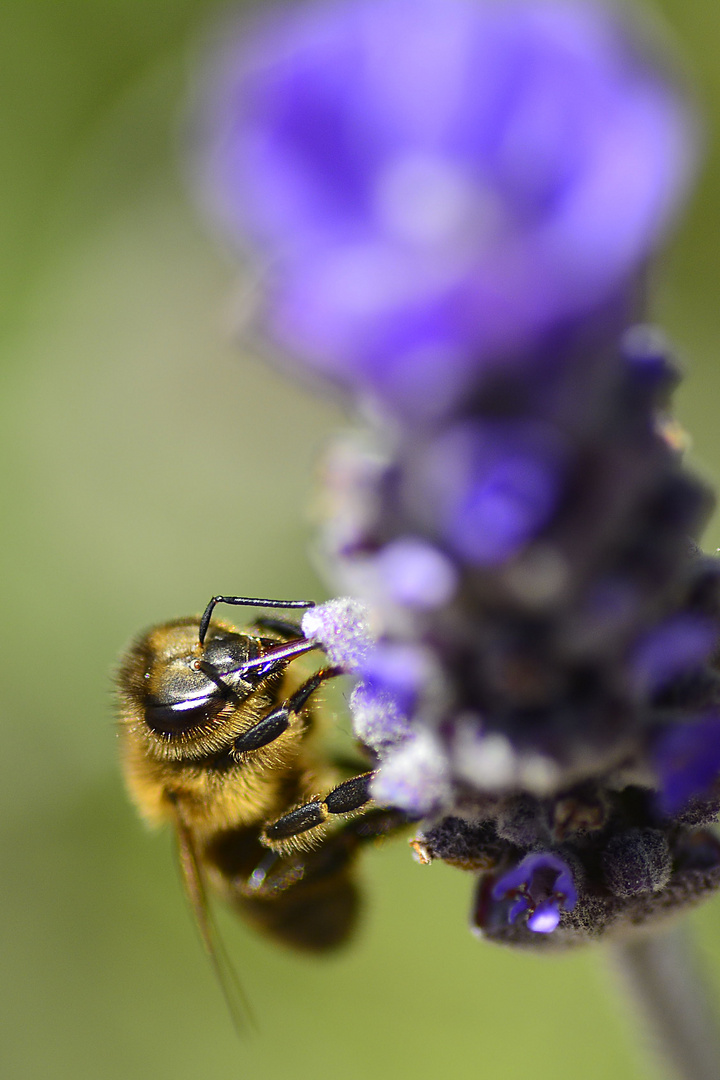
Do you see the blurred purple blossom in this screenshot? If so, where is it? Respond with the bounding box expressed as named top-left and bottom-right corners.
top-left (374, 538), bottom-right (458, 609)
top-left (628, 614), bottom-right (719, 697)
top-left (416, 421), bottom-right (566, 564)
top-left (198, 0), bottom-right (695, 420)
top-left (653, 714), bottom-right (720, 816)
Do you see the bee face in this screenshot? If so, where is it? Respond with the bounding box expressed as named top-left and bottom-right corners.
top-left (143, 623), bottom-right (255, 736)
top-left (117, 617), bottom-right (280, 761)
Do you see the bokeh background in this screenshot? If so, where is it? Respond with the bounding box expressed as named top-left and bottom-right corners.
top-left (2, 2), bottom-right (720, 1078)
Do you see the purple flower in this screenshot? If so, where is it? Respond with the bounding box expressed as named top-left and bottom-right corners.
top-left (198, 0), bottom-right (694, 419)
top-left (374, 538), bottom-right (458, 609)
top-left (360, 642), bottom-right (437, 719)
top-left (653, 714), bottom-right (720, 816)
top-left (490, 852), bottom-right (577, 933)
top-left (412, 421), bottom-right (566, 565)
top-left (629, 614), bottom-right (719, 698)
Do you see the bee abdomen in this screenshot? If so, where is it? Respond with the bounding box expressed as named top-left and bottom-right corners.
top-left (239, 877), bottom-right (360, 952)
top-left (204, 822), bottom-right (361, 951)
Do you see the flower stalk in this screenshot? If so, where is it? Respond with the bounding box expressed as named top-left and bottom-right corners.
top-left (610, 927), bottom-right (720, 1080)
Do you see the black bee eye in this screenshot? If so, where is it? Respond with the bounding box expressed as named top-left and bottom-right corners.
top-left (145, 687), bottom-right (231, 736)
top-left (142, 631), bottom-right (259, 737)
top-left (202, 633), bottom-right (254, 674)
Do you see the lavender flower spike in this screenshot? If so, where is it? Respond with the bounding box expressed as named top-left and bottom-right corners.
top-left (197, 0), bottom-right (720, 958)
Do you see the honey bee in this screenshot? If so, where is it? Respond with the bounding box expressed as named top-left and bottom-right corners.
top-left (116, 595), bottom-right (405, 1021)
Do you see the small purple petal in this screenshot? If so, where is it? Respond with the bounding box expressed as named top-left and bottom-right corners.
top-left (360, 642), bottom-right (433, 716)
top-left (653, 713), bottom-right (720, 816)
top-left (527, 901), bottom-right (561, 933)
top-left (508, 895), bottom-right (531, 923)
top-left (629, 615), bottom-right (719, 698)
top-left (492, 857), bottom-right (534, 900)
top-left (375, 537), bottom-right (458, 608)
top-left (449, 453), bottom-right (560, 564)
top-left (416, 421), bottom-right (565, 566)
top-left (492, 851), bottom-right (577, 934)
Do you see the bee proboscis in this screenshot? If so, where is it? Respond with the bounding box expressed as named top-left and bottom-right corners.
top-left (115, 595), bottom-right (406, 1026)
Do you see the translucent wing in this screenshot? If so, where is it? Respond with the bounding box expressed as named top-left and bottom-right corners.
top-left (171, 803), bottom-right (256, 1035)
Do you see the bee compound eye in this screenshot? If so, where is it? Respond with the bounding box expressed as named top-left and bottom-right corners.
top-left (202, 632), bottom-right (254, 675)
top-left (139, 632), bottom-right (266, 736)
top-left (144, 656), bottom-right (233, 736)
top-left (144, 687), bottom-right (230, 735)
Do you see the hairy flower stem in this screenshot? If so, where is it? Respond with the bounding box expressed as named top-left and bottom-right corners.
top-left (609, 928), bottom-right (720, 1080)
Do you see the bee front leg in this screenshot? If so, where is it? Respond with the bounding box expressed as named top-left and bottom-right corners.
top-left (232, 666), bottom-right (343, 755)
top-left (264, 772), bottom-right (374, 841)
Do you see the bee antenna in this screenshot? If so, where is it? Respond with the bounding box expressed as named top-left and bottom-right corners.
top-left (198, 595), bottom-right (316, 645)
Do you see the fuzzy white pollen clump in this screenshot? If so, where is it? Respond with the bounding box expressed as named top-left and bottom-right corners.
top-left (301, 596), bottom-right (376, 670)
top-left (349, 681), bottom-right (414, 751)
top-left (371, 730), bottom-right (452, 816)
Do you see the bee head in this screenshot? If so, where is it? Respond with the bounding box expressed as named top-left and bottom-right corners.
top-left (116, 618), bottom-right (277, 745)
top-left (142, 621), bottom-right (265, 737)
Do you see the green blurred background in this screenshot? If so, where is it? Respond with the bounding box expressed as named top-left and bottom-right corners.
top-left (2, 2), bottom-right (720, 1078)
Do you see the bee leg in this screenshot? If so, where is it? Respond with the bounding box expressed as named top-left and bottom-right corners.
top-left (238, 807), bottom-right (415, 951)
top-left (265, 772), bottom-right (374, 841)
top-left (232, 666), bottom-right (343, 755)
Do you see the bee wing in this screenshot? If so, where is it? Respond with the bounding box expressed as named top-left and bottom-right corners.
top-left (172, 805), bottom-right (256, 1035)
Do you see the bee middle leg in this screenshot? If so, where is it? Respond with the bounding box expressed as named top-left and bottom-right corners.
top-left (232, 666), bottom-right (343, 755)
top-left (264, 771), bottom-right (375, 842)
